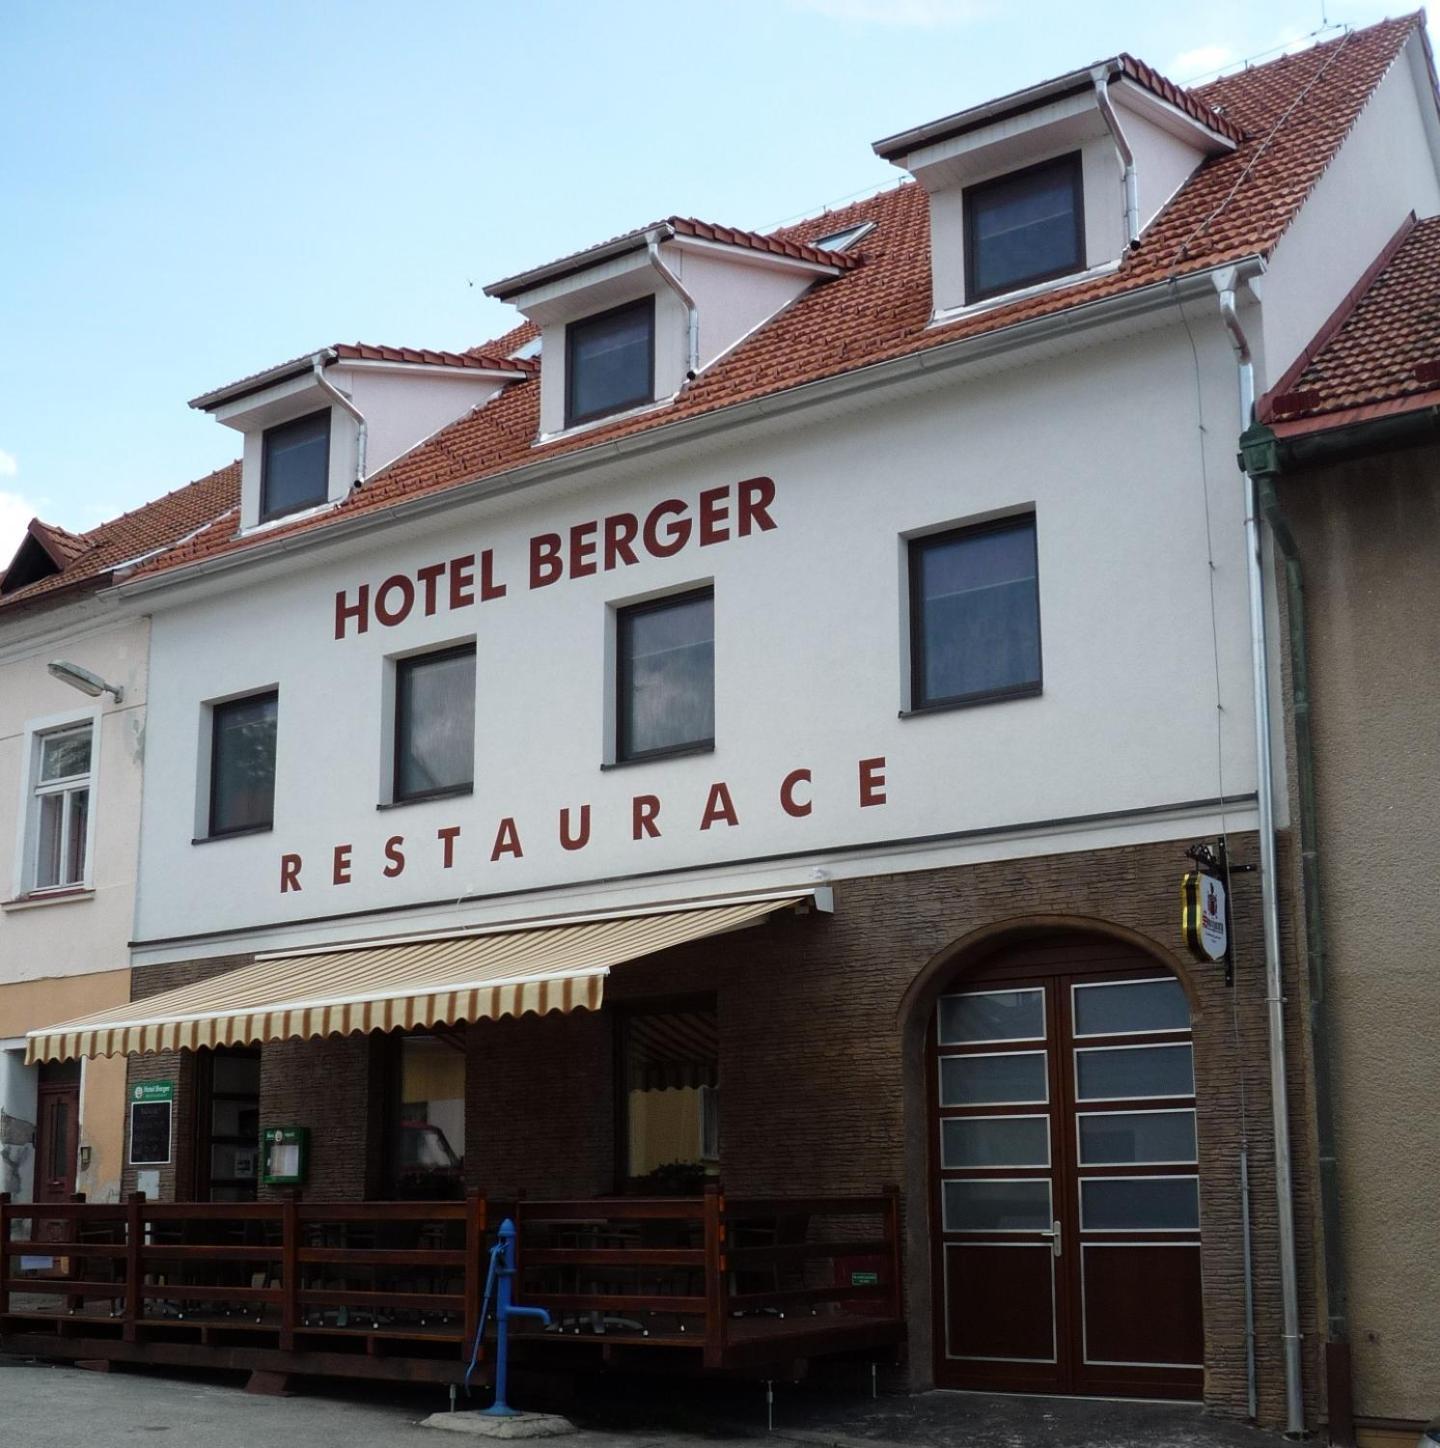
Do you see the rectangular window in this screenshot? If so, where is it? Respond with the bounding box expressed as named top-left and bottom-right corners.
top-left (939, 1051), bottom-right (1048, 1107)
top-left (1080, 1175), bottom-right (1200, 1232)
top-left (394, 644), bottom-right (476, 803)
top-left (566, 296), bottom-right (655, 427)
top-left (621, 1002), bottom-right (719, 1191)
top-left (943, 1178), bottom-right (1053, 1233)
top-left (260, 409), bottom-right (331, 521)
top-left (29, 722), bottom-right (93, 891)
top-left (209, 691), bottom-right (278, 837)
top-left (616, 587), bottom-right (714, 762)
top-left (388, 1033), bottom-right (466, 1200)
top-left (965, 152), bottom-right (1084, 302)
top-left (910, 515), bottom-right (1041, 710)
top-left (1075, 1043), bottom-right (1195, 1102)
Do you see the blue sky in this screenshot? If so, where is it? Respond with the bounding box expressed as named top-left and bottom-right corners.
top-left (0, 0), bottom-right (1427, 561)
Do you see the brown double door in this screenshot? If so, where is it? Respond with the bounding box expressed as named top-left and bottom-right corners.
top-left (930, 938), bottom-right (1203, 1400)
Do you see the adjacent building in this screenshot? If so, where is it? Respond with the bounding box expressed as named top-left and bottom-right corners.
top-left (0, 470), bottom-right (237, 1214)
top-left (1241, 211), bottom-right (1440, 1446)
top-left (5, 15), bottom-right (1438, 1440)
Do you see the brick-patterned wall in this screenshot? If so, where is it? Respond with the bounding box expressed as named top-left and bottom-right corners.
top-left (123, 831), bottom-right (1321, 1429)
top-left (257, 1034), bottom-right (382, 1201)
top-left (121, 954), bottom-right (251, 1200)
top-left (464, 1008), bottom-right (614, 1200)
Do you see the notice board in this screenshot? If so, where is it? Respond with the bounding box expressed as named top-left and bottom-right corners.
top-left (129, 1080), bottom-right (174, 1166)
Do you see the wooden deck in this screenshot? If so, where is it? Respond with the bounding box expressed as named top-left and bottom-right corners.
top-left (0, 1188), bottom-right (905, 1386)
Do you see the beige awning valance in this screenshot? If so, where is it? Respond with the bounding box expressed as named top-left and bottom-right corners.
top-left (25, 893), bottom-right (807, 1064)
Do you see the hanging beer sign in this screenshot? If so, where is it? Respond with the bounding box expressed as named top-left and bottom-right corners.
top-left (1181, 870), bottom-right (1228, 964)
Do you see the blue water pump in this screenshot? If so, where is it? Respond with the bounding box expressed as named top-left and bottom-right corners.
top-left (465, 1216), bottom-right (551, 1417)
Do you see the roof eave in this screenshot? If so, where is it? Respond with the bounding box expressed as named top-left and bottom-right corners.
top-left (189, 349), bottom-right (334, 412)
top-left (119, 255), bottom-right (1264, 603)
top-left (485, 225), bottom-right (668, 302)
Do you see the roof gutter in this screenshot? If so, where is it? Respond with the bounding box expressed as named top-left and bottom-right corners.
top-left (116, 255), bottom-right (1264, 602)
top-left (310, 350), bottom-right (367, 487)
top-left (1092, 62), bottom-right (1141, 247)
top-left (646, 226), bottom-right (700, 381)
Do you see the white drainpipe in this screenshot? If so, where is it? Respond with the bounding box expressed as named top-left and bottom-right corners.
top-left (1093, 65), bottom-right (1140, 248)
top-left (1215, 266), bottom-right (1305, 1438)
top-left (646, 229), bottom-right (700, 381)
top-left (311, 351), bottom-right (368, 486)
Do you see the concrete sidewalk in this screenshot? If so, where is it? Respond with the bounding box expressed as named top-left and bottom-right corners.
top-left (0, 1359), bottom-right (712, 1448)
top-left (0, 1356), bottom-right (1293, 1448)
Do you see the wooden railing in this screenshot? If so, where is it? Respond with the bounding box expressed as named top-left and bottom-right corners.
top-left (1, 1185), bottom-right (902, 1373)
top-left (515, 1184), bottom-right (902, 1369)
top-left (0, 1190), bottom-right (488, 1359)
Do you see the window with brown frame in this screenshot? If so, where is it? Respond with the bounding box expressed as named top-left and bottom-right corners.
top-left (208, 690), bottom-right (278, 837)
top-left (393, 643), bottom-right (476, 803)
top-left (565, 296), bottom-right (655, 426)
top-left (909, 514), bottom-right (1041, 711)
top-left (965, 153), bottom-right (1085, 303)
top-left (260, 409), bottom-right (331, 521)
top-left (615, 587), bottom-right (715, 762)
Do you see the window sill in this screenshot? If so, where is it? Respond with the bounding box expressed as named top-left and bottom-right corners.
top-left (928, 258), bottom-right (1122, 329)
top-left (535, 396), bottom-right (670, 448)
top-left (192, 824), bottom-right (274, 845)
top-left (377, 784), bottom-right (474, 811)
top-left (900, 685), bottom-right (1042, 718)
top-left (1, 887), bottom-right (95, 912)
top-left (601, 741), bottom-right (715, 771)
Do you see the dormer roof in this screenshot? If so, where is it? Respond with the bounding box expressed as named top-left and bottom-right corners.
top-left (189, 342), bottom-right (536, 413)
top-left (873, 51), bottom-right (1245, 164)
top-left (114, 14), bottom-right (1428, 587)
top-left (485, 215), bottom-right (861, 302)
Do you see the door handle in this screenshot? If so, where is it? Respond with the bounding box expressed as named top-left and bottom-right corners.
top-left (1039, 1220), bottom-right (1062, 1258)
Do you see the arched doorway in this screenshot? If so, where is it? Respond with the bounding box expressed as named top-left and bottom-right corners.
top-left (927, 930), bottom-right (1203, 1400)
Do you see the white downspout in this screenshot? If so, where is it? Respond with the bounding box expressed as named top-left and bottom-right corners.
top-left (1093, 65), bottom-right (1140, 248)
top-left (646, 229), bottom-right (700, 382)
top-left (311, 351), bottom-right (367, 486)
top-left (1215, 265), bottom-right (1306, 1438)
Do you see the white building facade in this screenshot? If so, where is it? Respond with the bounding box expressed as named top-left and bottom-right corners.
top-left (15, 16), bottom-right (1440, 1433)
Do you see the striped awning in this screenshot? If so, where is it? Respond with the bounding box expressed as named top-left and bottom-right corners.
top-left (25, 894), bottom-right (802, 1064)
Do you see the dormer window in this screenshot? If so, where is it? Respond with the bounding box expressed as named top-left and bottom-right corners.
top-left (565, 297), bottom-right (655, 427)
top-left (965, 153), bottom-right (1084, 303)
top-left (260, 409), bottom-right (331, 522)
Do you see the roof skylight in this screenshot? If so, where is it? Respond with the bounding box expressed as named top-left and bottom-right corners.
top-left (811, 221), bottom-right (874, 252)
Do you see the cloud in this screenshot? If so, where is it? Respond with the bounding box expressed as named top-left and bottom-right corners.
top-left (0, 448), bottom-right (17, 479)
top-left (1170, 44), bottom-right (1237, 80)
top-left (0, 488), bottom-right (38, 567)
top-left (788, 0), bottom-right (988, 26)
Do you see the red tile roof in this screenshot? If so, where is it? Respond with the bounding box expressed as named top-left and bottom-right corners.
top-left (1115, 53), bottom-right (1248, 146)
top-left (332, 342), bottom-right (537, 373)
top-left (137, 14), bottom-right (1425, 582)
top-left (1259, 213), bottom-right (1440, 432)
top-left (190, 343), bottom-right (534, 412)
top-left (0, 462), bottom-right (241, 613)
top-left (485, 215), bottom-right (859, 300)
top-left (873, 51), bottom-right (1245, 160)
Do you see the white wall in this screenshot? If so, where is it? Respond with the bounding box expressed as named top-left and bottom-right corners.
top-left (132, 308), bottom-right (1259, 958)
top-left (0, 611), bottom-right (148, 981)
top-left (1259, 35), bottom-right (1440, 393)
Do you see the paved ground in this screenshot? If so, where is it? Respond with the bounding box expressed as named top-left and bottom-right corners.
top-left (0, 1355), bottom-right (1294, 1448)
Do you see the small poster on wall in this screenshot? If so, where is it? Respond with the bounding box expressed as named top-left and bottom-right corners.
top-left (129, 1081), bottom-right (175, 1166)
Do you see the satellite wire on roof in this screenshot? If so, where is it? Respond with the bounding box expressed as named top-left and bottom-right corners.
top-left (1166, 25), bottom-right (1354, 275)
top-left (1176, 17), bottom-right (1347, 85)
top-left (760, 175), bottom-right (908, 235)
